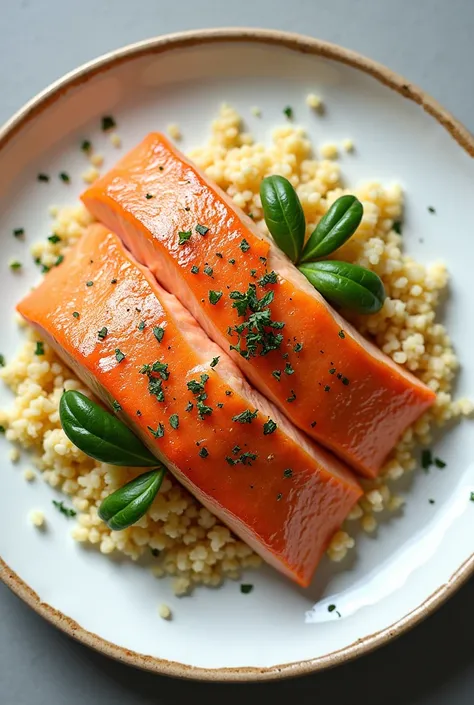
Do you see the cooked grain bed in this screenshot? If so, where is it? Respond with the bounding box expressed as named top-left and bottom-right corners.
top-left (1, 105), bottom-right (472, 592)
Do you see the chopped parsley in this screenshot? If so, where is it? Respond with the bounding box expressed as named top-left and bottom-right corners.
top-left (208, 290), bottom-right (223, 305)
top-left (34, 342), bottom-right (45, 356)
top-left (216, 252), bottom-right (223, 258)
top-left (338, 330), bottom-right (345, 339)
top-left (217, 402), bottom-right (224, 408)
top-left (0, 355), bottom-right (5, 367)
top-left (329, 368), bottom-right (336, 375)
top-left (138, 321), bottom-right (146, 331)
top-left (98, 327), bottom-right (108, 341)
top-left (434, 457), bottom-right (446, 469)
top-left (259, 271), bottom-right (278, 286)
top-left (470, 492), bottom-right (474, 502)
top-left (203, 265), bottom-right (213, 277)
top-left (187, 375), bottom-right (208, 395)
top-left (191, 265), bottom-right (199, 274)
top-left (283, 468), bottom-right (293, 478)
top-left (283, 105), bottom-right (293, 119)
top-left (328, 604), bottom-right (341, 618)
top-left (195, 224), bottom-right (209, 236)
top-left (199, 447), bottom-right (209, 458)
top-left (169, 414), bottom-right (179, 429)
top-left (284, 363), bottom-right (294, 376)
top-left (52, 500), bottom-right (76, 518)
top-left (185, 401), bottom-right (193, 412)
top-left (240, 584), bottom-right (254, 594)
top-left (341, 377), bottom-right (350, 386)
top-left (13, 228), bottom-right (25, 238)
top-left (111, 278), bottom-right (117, 284)
top-left (148, 423), bottom-right (165, 438)
top-left (210, 356), bottom-right (220, 368)
top-left (150, 548), bottom-right (160, 557)
top-left (232, 445), bottom-right (241, 455)
top-left (429, 499), bottom-right (435, 505)
top-left (428, 206), bottom-right (436, 214)
top-left (228, 258), bottom-right (236, 265)
top-left (263, 419), bottom-right (277, 435)
top-left (226, 451), bottom-right (258, 466)
top-left (55, 255), bottom-right (64, 267)
top-left (287, 390), bottom-right (296, 402)
top-left (81, 139), bottom-right (92, 152)
top-left (86, 280), bottom-right (94, 287)
top-left (272, 370), bottom-right (281, 381)
top-left (145, 193), bottom-right (154, 199)
top-left (48, 234), bottom-right (61, 244)
top-left (178, 230), bottom-right (192, 244)
top-left (197, 400), bottom-right (213, 419)
top-left (250, 269), bottom-right (257, 278)
top-left (0, 426), bottom-right (5, 433)
top-left (115, 349), bottom-right (125, 363)
top-left (276, 493), bottom-right (283, 501)
top-left (153, 326), bottom-right (165, 343)
top-left (9, 261), bottom-right (22, 271)
top-left (72, 311), bottom-right (80, 319)
top-left (239, 239), bottom-right (250, 253)
top-left (393, 221), bottom-right (402, 234)
top-left (101, 115), bottom-right (116, 131)
top-left (225, 390), bottom-right (232, 396)
top-left (324, 385), bottom-right (330, 392)
top-left (37, 173), bottom-right (50, 182)
top-left (228, 284), bottom-right (284, 358)
top-left (112, 401), bottom-right (122, 412)
top-left (421, 449), bottom-right (433, 471)
top-left (232, 409), bottom-right (258, 424)
top-left (59, 172), bottom-right (70, 183)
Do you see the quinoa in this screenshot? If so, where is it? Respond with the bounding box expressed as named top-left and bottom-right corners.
top-left (1, 104), bottom-right (471, 589)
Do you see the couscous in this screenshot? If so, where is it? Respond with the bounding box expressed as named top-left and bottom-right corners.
top-left (1, 104), bottom-right (471, 593)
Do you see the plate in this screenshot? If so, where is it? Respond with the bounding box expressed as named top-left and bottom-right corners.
top-left (0, 29), bottom-right (473, 681)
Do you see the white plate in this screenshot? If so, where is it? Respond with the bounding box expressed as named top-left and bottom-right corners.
top-left (0, 29), bottom-right (473, 681)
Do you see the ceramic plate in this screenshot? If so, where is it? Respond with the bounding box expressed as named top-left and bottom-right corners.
top-left (0, 29), bottom-right (473, 681)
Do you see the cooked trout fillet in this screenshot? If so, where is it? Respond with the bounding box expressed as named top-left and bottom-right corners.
top-left (17, 224), bottom-right (362, 587)
top-left (82, 134), bottom-right (435, 477)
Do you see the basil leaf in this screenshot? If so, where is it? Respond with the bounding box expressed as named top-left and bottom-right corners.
top-left (260, 175), bottom-right (305, 263)
top-left (59, 390), bottom-right (157, 466)
top-left (300, 195), bottom-right (363, 262)
top-left (299, 260), bottom-right (385, 314)
top-left (98, 468), bottom-right (165, 530)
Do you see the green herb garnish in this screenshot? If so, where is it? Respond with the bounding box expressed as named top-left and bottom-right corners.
top-left (287, 390), bottom-right (296, 402)
top-left (81, 140), bottom-right (92, 152)
top-left (101, 115), bottom-right (116, 131)
top-left (9, 261), bottom-right (22, 271)
top-left (148, 423), bottom-right (165, 438)
top-left (59, 172), bottom-right (70, 183)
top-left (98, 327), bottom-right (108, 341)
top-left (112, 401), bottom-right (122, 412)
top-left (208, 290), bottom-right (223, 305)
top-left (52, 500), bottom-right (76, 518)
top-left (169, 414), bottom-right (179, 430)
top-left (86, 280), bottom-right (94, 287)
top-left (239, 239), bottom-right (250, 253)
top-left (145, 193), bottom-right (154, 199)
top-left (191, 265), bottom-right (199, 274)
top-left (263, 419), bottom-right (277, 435)
top-left (48, 234), bottom-right (61, 244)
top-left (199, 447), bottom-right (209, 458)
top-left (195, 224), bottom-right (209, 236)
top-left (283, 468), bottom-right (293, 478)
top-left (178, 231), bottom-right (192, 245)
top-left (210, 356), bottom-right (220, 368)
top-left (13, 228), bottom-right (24, 238)
top-left (72, 311), bottom-right (80, 319)
top-left (283, 106), bottom-right (293, 119)
top-left (34, 342), bottom-right (45, 356)
top-left (204, 265), bottom-right (213, 277)
top-left (37, 173), bottom-right (50, 182)
top-left (240, 584), bottom-right (254, 594)
top-left (232, 409), bottom-right (258, 424)
top-left (115, 349), bottom-right (125, 363)
top-left (153, 326), bottom-right (165, 343)
top-left (138, 321), bottom-right (146, 331)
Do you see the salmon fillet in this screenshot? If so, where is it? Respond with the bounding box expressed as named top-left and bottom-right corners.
top-left (82, 134), bottom-right (436, 477)
top-left (17, 224), bottom-right (362, 587)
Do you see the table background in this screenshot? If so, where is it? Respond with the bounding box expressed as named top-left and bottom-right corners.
top-left (1, 1), bottom-right (473, 702)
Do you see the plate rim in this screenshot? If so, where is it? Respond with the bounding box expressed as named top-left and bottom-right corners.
top-left (0, 26), bottom-right (473, 683)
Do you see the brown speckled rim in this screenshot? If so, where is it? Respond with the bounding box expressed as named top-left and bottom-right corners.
top-left (0, 28), bottom-right (473, 683)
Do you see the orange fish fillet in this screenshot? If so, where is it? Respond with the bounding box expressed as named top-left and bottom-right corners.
top-left (17, 224), bottom-right (362, 587)
top-left (82, 134), bottom-right (436, 477)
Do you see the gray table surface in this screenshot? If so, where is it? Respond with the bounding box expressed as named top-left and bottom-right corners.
top-left (1, 1), bottom-right (473, 702)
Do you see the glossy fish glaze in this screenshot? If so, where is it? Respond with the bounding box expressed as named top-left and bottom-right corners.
top-left (17, 224), bottom-right (362, 587)
top-left (82, 134), bottom-right (436, 477)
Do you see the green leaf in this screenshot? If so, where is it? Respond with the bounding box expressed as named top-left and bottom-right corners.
top-left (260, 175), bottom-right (305, 263)
top-left (98, 468), bottom-right (165, 530)
top-left (299, 260), bottom-right (385, 314)
top-left (59, 390), bottom-right (157, 466)
top-left (300, 195), bottom-right (363, 263)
